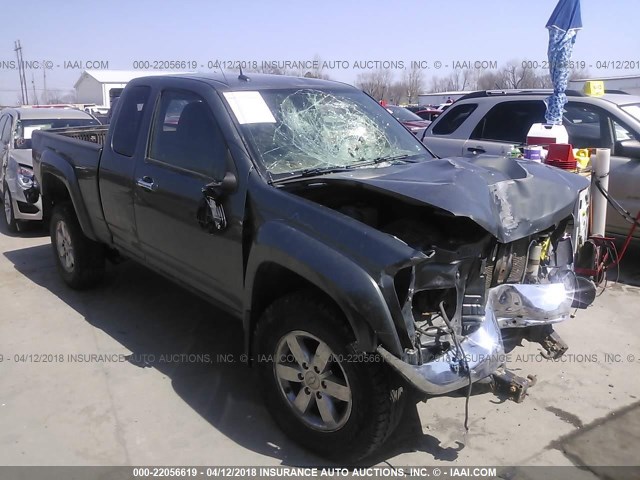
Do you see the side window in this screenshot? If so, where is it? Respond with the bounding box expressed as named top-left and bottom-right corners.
top-left (612, 120), bottom-right (635, 142)
top-left (432, 104), bottom-right (477, 135)
top-left (112, 85), bottom-right (152, 157)
top-left (563, 103), bottom-right (613, 149)
top-left (471, 101), bottom-right (546, 143)
top-left (149, 90), bottom-right (227, 177)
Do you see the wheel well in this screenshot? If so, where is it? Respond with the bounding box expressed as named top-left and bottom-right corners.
top-left (41, 173), bottom-right (71, 219)
top-left (249, 263), bottom-right (353, 352)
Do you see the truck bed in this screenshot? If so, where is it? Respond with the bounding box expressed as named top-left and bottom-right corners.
top-left (32, 125), bottom-right (110, 242)
top-left (32, 125), bottom-right (108, 166)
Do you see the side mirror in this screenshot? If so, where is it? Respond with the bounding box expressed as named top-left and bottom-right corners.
top-left (202, 172), bottom-right (238, 199)
top-left (617, 139), bottom-right (640, 159)
top-left (198, 172), bottom-right (237, 233)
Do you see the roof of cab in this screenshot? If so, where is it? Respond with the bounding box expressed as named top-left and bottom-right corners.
top-left (129, 72), bottom-right (352, 92)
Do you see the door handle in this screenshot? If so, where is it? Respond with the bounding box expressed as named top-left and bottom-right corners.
top-left (467, 147), bottom-right (486, 154)
top-left (136, 176), bottom-right (157, 192)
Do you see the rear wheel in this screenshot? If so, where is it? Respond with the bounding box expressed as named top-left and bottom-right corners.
top-left (255, 290), bottom-right (405, 461)
top-left (50, 203), bottom-right (105, 289)
top-left (3, 184), bottom-right (18, 233)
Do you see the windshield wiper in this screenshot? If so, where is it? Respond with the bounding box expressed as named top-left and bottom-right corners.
top-left (274, 155), bottom-right (414, 183)
top-left (366, 154), bottom-right (411, 165)
top-left (298, 165), bottom-right (355, 177)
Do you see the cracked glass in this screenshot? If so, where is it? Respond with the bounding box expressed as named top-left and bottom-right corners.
top-left (225, 88), bottom-right (431, 178)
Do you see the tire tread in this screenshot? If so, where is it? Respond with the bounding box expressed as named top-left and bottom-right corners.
top-left (254, 289), bottom-right (403, 462)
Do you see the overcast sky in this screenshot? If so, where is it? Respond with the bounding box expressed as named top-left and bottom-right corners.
top-left (1, 0), bottom-right (639, 104)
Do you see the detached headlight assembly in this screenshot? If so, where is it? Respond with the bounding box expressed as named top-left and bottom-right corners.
top-left (17, 166), bottom-right (34, 189)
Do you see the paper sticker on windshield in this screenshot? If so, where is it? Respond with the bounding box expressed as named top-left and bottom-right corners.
top-left (223, 91), bottom-right (276, 124)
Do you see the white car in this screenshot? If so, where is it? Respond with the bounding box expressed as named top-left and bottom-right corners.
top-left (0, 107), bottom-right (100, 232)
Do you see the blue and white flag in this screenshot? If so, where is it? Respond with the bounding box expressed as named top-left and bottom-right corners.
top-left (545, 0), bottom-right (583, 125)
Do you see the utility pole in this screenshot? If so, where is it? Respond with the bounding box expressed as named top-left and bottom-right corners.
top-left (42, 64), bottom-right (48, 104)
top-left (31, 73), bottom-right (38, 105)
top-left (14, 40), bottom-right (29, 105)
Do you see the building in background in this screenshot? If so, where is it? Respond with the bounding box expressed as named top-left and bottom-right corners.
top-left (74, 70), bottom-right (185, 107)
top-left (569, 75), bottom-right (640, 95)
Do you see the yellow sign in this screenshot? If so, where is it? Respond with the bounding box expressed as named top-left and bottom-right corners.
top-left (584, 81), bottom-right (605, 97)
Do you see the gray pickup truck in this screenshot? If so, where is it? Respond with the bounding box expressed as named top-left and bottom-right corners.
top-left (32, 73), bottom-right (595, 461)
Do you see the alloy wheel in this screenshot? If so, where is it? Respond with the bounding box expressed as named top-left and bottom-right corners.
top-left (274, 330), bottom-right (353, 432)
top-left (55, 220), bottom-right (75, 273)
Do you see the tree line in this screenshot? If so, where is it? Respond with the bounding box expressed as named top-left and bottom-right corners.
top-left (15, 57), bottom-right (589, 106)
top-left (250, 56), bottom-right (589, 105)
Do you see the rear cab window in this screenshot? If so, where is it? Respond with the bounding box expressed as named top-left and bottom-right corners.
top-left (112, 85), bottom-right (152, 157)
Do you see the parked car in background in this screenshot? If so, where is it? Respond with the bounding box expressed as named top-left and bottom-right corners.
top-left (414, 107), bottom-right (444, 122)
top-left (385, 105), bottom-right (431, 137)
top-left (421, 89), bottom-right (640, 240)
top-left (0, 107), bottom-right (100, 231)
top-left (405, 104), bottom-right (431, 113)
top-left (83, 104), bottom-right (110, 116)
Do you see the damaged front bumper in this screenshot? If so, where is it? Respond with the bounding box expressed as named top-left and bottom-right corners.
top-left (378, 282), bottom-right (575, 396)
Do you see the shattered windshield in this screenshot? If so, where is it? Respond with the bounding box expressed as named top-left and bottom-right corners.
top-left (223, 88), bottom-right (430, 178)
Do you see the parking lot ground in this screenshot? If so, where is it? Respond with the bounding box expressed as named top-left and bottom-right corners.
top-left (0, 221), bottom-right (639, 473)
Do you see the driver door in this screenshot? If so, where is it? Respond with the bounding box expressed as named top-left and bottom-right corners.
top-left (133, 88), bottom-right (245, 313)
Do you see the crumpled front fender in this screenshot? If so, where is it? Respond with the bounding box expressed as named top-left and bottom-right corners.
top-left (378, 281), bottom-right (577, 396)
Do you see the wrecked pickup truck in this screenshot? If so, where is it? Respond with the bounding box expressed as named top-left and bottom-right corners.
top-left (32, 73), bottom-right (595, 461)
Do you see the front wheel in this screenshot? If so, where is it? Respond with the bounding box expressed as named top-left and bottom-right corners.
top-left (254, 291), bottom-right (405, 461)
top-left (3, 184), bottom-right (18, 233)
top-left (50, 203), bottom-right (105, 289)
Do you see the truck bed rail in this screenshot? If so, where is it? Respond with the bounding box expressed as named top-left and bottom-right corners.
top-left (49, 125), bottom-right (109, 146)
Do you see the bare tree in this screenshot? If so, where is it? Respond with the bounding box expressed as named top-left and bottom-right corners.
top-left (428, 69), bottom-right (476, 93)
top-left (501, 60), bottom-right (536, 89)
top-left (476, 70), bottom-right (504, 89)
top-left (570, 68), bottom-right (591, 81)
top-left (355, 69), bottom-right (393, 101)
top-left (533, 73), bottom-right (553, 89)
top-left (421, 57), bottom-right (571, 94)
top-left (303, 54), bottom-right (331, 80)
top-left (387, 81), bottom-right (406, 105)
top-left (46, 89), bottom-right (76, 104)
top-left (402, 66), bottom-right (424, 104)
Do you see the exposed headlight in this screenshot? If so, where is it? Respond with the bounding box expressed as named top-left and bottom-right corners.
top-left (17, 166), bottom-right (34, 189)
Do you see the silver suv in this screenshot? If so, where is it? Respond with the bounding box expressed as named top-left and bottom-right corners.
top-left (0, 107), bottom-right (99, 232)
top-left (421, 90), bottom-right (640, 240)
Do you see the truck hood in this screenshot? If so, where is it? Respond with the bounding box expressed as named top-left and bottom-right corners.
top-left (315, 155), bottom-right (590, 243)
top-left (9, 149), bottom-right (33, 168)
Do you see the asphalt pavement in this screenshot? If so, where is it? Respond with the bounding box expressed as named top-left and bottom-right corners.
top-left (0, 220), bottom-right (638, 476)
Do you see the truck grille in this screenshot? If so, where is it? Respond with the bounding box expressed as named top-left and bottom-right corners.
top-left (488, 238), bottom-right (530, 287)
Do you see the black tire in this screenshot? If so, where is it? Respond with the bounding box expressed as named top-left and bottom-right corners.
top-left (2, 183), bottom-right (19, 233)
top-left (254, 290), bottom-right (405, 462)
top-left (50, 203), bottom-right (105, 289)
